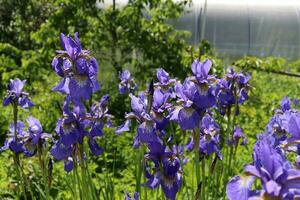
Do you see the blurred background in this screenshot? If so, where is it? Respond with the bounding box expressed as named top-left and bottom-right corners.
top-left (1, 0), bottom-right (300, 199)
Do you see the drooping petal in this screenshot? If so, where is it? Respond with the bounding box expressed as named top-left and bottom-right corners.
top-left (288, 115), bottom-right (300, 141)
top-left (69, 76), bottom-right (93, 100)
top-left (244, 164), bottom-right (261, 178)
top-left (64, 157), bottom-right (74, 172)
top-left (0, 139), bottom-right (10, 152)
top-left (2, 96), bottom-right (12, 106)
top-left (185, 137), bottom-right (194, 151)
top-left (264, 180), bottom-right (281, 196)
top-left (59, 124), bottom-right (79, 147)
top-left (136, 122), bottom-right (159, 144)
top-left (19, 97), bottom-right (34, 108)
top-left (162, 157), bottom-right (180, 177)
top-left (178, 108), bottom-right (200, 130)
top-left (284, 169), bottom-right (300, 191)
top-left (161, 173), bottom-right (182, 200)
top-left (88, 138), bottom-right (103, 156)
top-left (9, 140), bottom-right (24, 153)
top-left (89, 121), bottom-right (104, 137)
top-left (226, 176), bottom-right (255, 200)
top-left (53, 77), bottom-right (70, 94)
top-left (133, 192), bottom-right (139, 200)
top-left (50, 141), bottom-right (72, 161)
top-left (51, 57), bottom-right (65, 77)
top-left (119, 84), bottom-right (127, 94)
top-left (145, 172), bottom-right (161, 189)
top-left (168, 107), bottom-right (180, 121)
top-left (115, 120), bottom-right (131, 135)
top-left (90, 75), bottom-right (100, 92)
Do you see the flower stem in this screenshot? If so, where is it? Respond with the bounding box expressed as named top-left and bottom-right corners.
top-left (193, 128), bottom-right (201, 187)
top-left (73, 153), bottom-right (82, 199)
top-left (201, 158), bottom-right (206, 200)
top-left (12, 103), bottom-right (27, 200)
top-left (79, 143), bottom-right (90, 200)
top-left (38, 142), bottom-right (50, 200)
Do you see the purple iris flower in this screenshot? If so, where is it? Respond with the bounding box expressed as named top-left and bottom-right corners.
top-left (199, 114), bottom-right (221, 158)
top-left (23, 116), bottom-right (51, 157)
top-left (118, 69), bottom-right (137, 94)
top-left (64, 157), bottom-right (74, 172)
top-left (3, 78), bottom-right (34, 108)
top-left (170, 59), bottom-right (218, 130)
top-left (226, 176), bottom-right (257, 200)
top-left (228, 126), bottom-right (247, 146)
top-left (51, 94), bottom-right (111, 171)
top-left (190, 59), bottom-right (217, 109)
top-left (52, 32), bottom-right (100, 100)
top-left (265, 112), bottom-right (290, 147)
top-left (186, 114), bottom-right (222, 158)
top-left (152, 88), bottom-right (172, 130)
top-left (51, 118), bottom-right (77, 172)
top-left (155, 68), bottom-right (176, 87)
top-left (54, 97), bottom-right (83, 148)
top-left (170, 80), bottom-right (200, 130)
top-left (191, 59), bottom-right (214, 85)
top-left (0, 121), bottom-right (26, 153)
top-left (124, 192), bottom-right (139, 200)
top-left (84, 95), bottom-right (112, 156)
top-left (294, 99), bottom-right (299, 107)
top-left (144, 142), bottom-right (182, 200)
top-left (50, 140), bottom-right (73, 161)
top-left (216, 78), bottom-right (235, 115)
top-left (287, 113), bottom-right (300, 143)
top-left (216, 68), bottom-right (251, 115)
top-left (227, 135), bottom-right (300, 199)
top-left (154, 68), bottom-right (176, 95)
top-left (261, 97), bottom-right (300, 151)
top-left (172, 145), bottom-right (188, 165)
top-left (87, 95), bottom-right (113, 137)
top-left (216, 67), bottom-right (250, 115)
top-left (235, 72), bottom-right (251, 104)
top-left (281, 96), bottom-right (291, 112)
top-left (296, 156), bottom-right (300, 168)
top-left (115, 91), bottom-right (165, 147)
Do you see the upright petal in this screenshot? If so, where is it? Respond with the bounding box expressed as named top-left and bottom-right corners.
top-left (27, 116), bottom-right (42, 134)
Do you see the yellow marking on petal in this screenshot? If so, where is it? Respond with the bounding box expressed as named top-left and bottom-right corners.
top-left (74, 75), bottom-right (88, 88)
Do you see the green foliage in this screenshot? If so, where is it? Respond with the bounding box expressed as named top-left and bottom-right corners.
top-left (1, 0), bottom-right (300, 199)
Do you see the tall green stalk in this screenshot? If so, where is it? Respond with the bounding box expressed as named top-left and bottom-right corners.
top-left (37, 142), bottom-right (50, 200)
top-left (79, 143), bottom-right (90, 200)
top-left (12, 103), bottom-right (28, 200)
top-left (73, 151), bottom-right (83, 200)
top-left (228, 88), bottom-right (239, 175)
top-left (193, 128), bottom-right (201, 188)
top-left (201, 159), bottom-right (206, 200)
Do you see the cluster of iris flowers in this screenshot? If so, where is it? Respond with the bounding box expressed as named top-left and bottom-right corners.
top-left (50, 33), bottom-right (111, 172)
top-left (1, 32), bottom-right (259, 200)
top-left (227, 97), bottom-right (300, 200)
top-left (117, 58), bottom-right (251, 199)
top-left (2, 78), bottom-right (51, 199)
